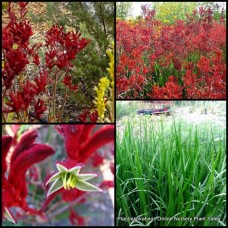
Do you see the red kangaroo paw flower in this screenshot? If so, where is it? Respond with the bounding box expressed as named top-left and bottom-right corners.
top-left (90, 110), bottom-right (98, 122)
top-left (80, 125), bottom-right (114, 163)
top-left (56, 125), bottom-right (114, 162)
top-left (34, 70), bottom-right (48, 93)
top-left (55, 159), bottom-right (80, 170)
top-left (8, 144), bottom-right (55, 199)
top-left (55, 125), bottom-right (84, 160)
top-left (2, 136), bottom-right (13, 174)
top-left (34, 99), bottom-right (46, 119)
top-left (80, 124), bottom-right (96, 142)
top-left (2, 136), bottom-right (13, 188)
top-left (10, 130), bottom-right (38, 163)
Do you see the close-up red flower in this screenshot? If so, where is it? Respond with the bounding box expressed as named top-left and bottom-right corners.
top-left (2, 130), bottom-right (55, 224)
top-left (2, 124), bottom-right (114, 226)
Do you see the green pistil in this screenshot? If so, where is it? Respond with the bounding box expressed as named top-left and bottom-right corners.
top-left (62, 172), bottom-right (77, 190)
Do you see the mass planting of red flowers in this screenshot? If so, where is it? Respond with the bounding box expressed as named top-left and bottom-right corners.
top-left (2, 125), bottom-right (114, 225)
top-left (2, 2), bottom-right (89, 122)
top-left (116, 6), bottom-right (226, 99)
top-left (2, 3), bottom-right (46, 119)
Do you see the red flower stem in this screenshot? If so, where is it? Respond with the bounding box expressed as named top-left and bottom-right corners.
top-left (60, 85), bottom-right (68, 120)
top-left (52, 70), bottom-right (59, 122)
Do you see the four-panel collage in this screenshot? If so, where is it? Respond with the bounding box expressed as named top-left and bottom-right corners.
top-left (1, 1), bottom-right (226, 227)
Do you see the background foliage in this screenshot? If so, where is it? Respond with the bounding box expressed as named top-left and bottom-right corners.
top-left (29, 2), bottom-right (114, 110)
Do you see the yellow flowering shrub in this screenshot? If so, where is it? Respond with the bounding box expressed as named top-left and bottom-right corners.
top-left (153, 2), bottom-right (197, 24)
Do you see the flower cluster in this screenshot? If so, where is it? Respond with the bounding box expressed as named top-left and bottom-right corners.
top-left (45, 25), bottom-right (89, 70)
top-left (2, 2), bottom-right (47, 121)
top-left (44, 124), bottom-right (114, 224)
top-left (2, 130), bottom-right (55, 224)
top-left (106, 42), bottom-right (115, 122)
top-left (2, 2), bottom-right (90, 122)
top-left (93, 77), bottom-right (110, 122)
top-left (116, 5), bottom-right (226, 99)
top-left (2, 124), bottom-right (114, 225)
top-left (44, 24), bottom-right (90, 122)
top-left (80, 42), bottom-right (115, 123)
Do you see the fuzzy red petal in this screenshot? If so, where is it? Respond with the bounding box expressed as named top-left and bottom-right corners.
top-left (56, 125), bottom-right (84, 160)
top-left (80, 124), bottom-right (96, 143)
top-left (2, 136), bottom-right (12, 174)
top-left (10, 129), bottom-right (38, 165)
top-left (8, 144), bottom-right (55, 199)
top-left (79, 125), bottom-right (114, 163)
top-left (2, 189), bottom-right (14, 208)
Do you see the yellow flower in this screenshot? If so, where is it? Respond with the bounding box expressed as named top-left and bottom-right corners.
top-left (106, 42), bottom-right (115, 122)
top-left (93, 77), bottom-right (110, 122)
top-left (92, 41), bottom-right (114, 123)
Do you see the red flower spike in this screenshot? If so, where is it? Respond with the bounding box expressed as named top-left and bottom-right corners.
top-left (78, 109), bottom-right (90, 122)
top-left (2, 190), bottom-right (14, 208)
top-left (2, 136), bottom-right (13, 174)
top-left (2, 129), bottom-right (55, 223)
top-left (80, 124), bottom-right (96, 142)
top-left (90, 110), bottom-right (98, 122)
top-left (55, 125), bottom-right (85, 160)
top-left (56, 125), bottom-right (114, 162)
top-left (34, 70), bottom-right (48, 93)
top-left (80, 125), bottom-right (114, 163)
top-left (10, 130), bottom-right (38, 163)
top-left (2, 136), bottom-right (13, 188)
top-left (34, 99), bottom-right (46, 119)
top-left (8, 144), bottom-right (55, 199)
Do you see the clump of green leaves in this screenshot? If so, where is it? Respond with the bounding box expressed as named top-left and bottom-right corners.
top-left (116, 115), bottom-right (226, 226)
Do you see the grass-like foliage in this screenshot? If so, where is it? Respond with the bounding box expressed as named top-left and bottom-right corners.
top-left (116, 115), bottom-right (226, 226)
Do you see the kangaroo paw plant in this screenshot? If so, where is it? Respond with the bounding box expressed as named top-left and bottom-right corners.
top-left (2, 124), bottom-right (114, 225)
